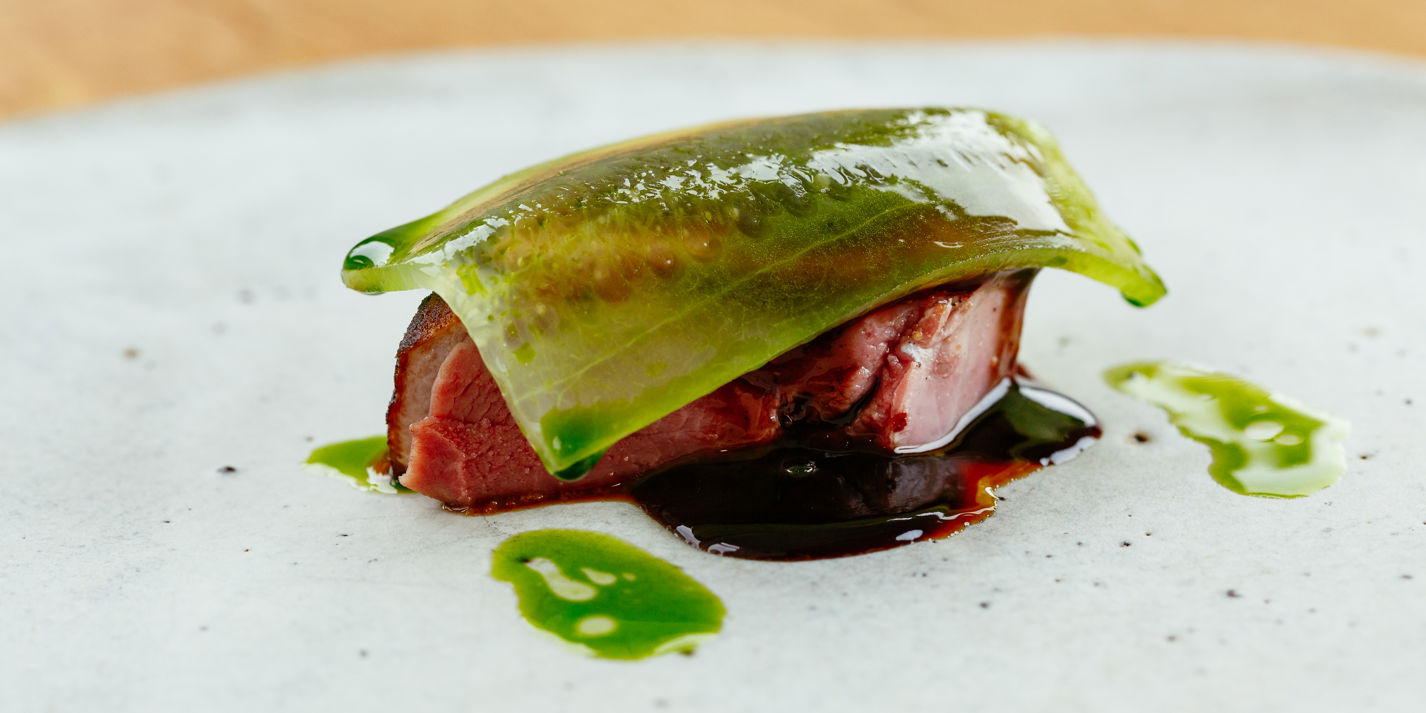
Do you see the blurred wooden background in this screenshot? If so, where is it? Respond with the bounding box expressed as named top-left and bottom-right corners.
top-left (4, 0), bottom-right (1425, 120)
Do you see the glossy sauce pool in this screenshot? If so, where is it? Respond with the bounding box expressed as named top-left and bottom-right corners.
top-left (627, 379), bottom-right (1099, 560)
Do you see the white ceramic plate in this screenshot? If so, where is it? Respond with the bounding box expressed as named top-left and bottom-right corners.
top-left (4, 41), bottom-right (1424, 712)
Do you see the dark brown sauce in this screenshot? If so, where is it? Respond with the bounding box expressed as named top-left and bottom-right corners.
top-left (625, 379), bottom-right (1099, 560)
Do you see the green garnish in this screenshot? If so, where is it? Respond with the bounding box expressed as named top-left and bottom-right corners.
top-left (305, 436), bottom-right (407, 493)
top-left (344, 108), bottom-right (1165, 477)
top-left (491, 530), bottom-right (724, 659)
top-left (1106, 361), bottom-right (1349, 497)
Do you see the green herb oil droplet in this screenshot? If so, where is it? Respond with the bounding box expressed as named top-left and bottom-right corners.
top-left (491, 530), bottom-right (724, 660)
top-left (306, 436), bottom-right (408, 493)
top-left (1105, 361), bottom-right (1349, 497)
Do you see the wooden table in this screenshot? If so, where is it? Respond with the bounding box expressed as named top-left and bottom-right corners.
top-left (4, 0), bottom-right (1424, 120)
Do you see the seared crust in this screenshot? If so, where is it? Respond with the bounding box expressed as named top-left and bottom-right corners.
top-left (397, 293), bottom-right (461, 355)
top-left (386, 293), bottom-right (467, 472)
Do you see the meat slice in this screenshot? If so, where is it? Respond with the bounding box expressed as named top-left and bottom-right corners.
top-left (389, 271), bottom-right (1033, 511)
top-left (403, 340), bottom-right (781, 509)
top-left (386, 293), bottom-right (468, 468)
top-left (758, 298), bottom-right (924, 424)
top-left (848, 273), bottom-right (1030, 451)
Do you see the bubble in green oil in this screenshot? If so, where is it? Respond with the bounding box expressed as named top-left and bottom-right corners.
top-left (305, 436), bottom-right (409, 494)
top-left (1105, 361), bottom-right (1349, 497)
top-left (491, 530), bottom-right (724, 660)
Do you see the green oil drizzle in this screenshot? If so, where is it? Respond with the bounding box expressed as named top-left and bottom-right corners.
top-left (491, 530), bottom-right (724, 660)
top-left (1105, 361), bottom-right (1349, 497)
top-left (305, 436), bottom-right (409, 494)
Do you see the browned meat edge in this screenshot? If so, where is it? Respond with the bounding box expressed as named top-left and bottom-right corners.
top-left (386, 293), bottom-right (465, 473)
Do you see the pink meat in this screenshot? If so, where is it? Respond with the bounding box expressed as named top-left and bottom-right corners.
top-left (403, 342), bottom-right (781, 509)
top-left (849, 277), bottom-right (1028, 451)
top-left (391, 271), bottom-right (1033, 511)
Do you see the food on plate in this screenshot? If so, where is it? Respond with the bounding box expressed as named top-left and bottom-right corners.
top-left (341, 107), bottom-right (1165, 558)
top-left (388, 273), bottom-right (1029, 510)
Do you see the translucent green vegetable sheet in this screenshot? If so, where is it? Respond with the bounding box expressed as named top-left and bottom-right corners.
top-left (343, 108), bottom-right (1165, 478)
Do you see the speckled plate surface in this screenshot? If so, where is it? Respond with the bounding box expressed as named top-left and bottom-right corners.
top-left (4, 41), bottom-right (1424, 712)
